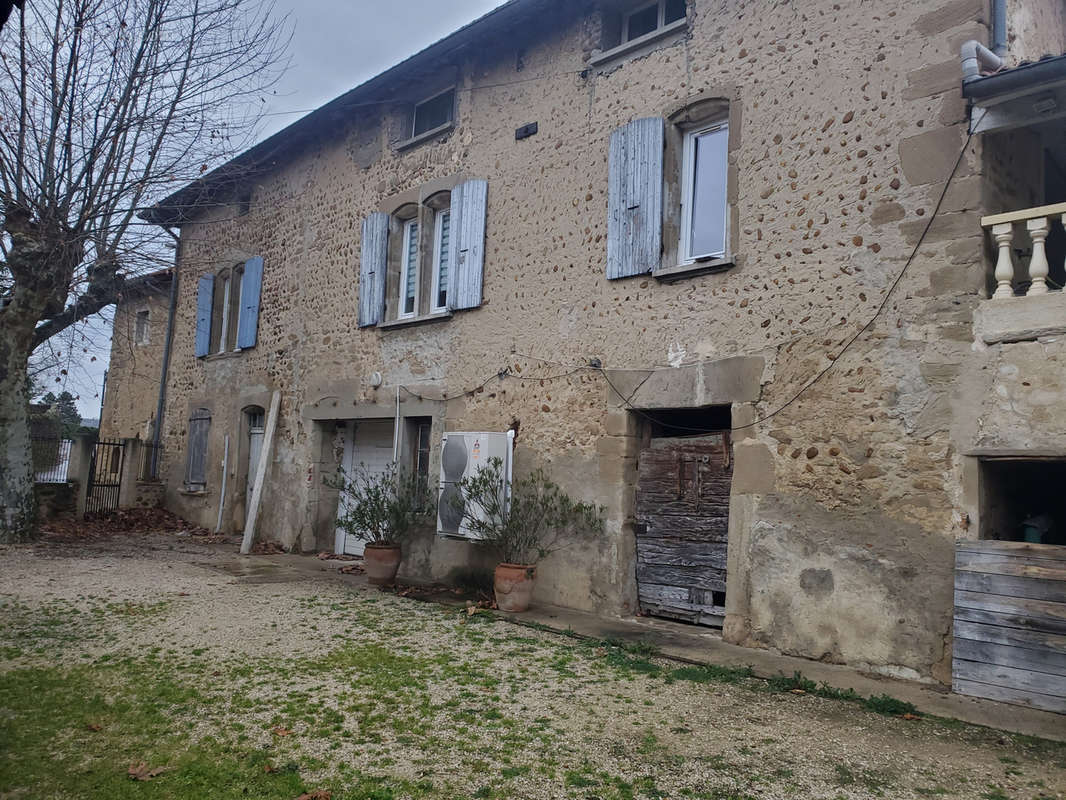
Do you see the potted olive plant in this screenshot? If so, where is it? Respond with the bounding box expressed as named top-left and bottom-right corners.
top-left (454, 457), bottom-right (604, 612)
top-left (334, 463), bottom-right (432, 585)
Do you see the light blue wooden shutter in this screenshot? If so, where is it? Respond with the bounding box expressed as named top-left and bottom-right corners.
top-left (359, 212), bottom-right (389, 327)
top-left (194, 275), bottom-right (214, 357)
top-left (236, 256), bottom-right (263, 349)
top-left (447, 179), bottom-right (488, 310)
top-left (607, 117), bottom-right (664, 279)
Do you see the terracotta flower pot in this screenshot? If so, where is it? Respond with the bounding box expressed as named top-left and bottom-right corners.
top-left (494, 563), bottom-right (537, 612)
top-left (363, 543), bottom-right (402, 585)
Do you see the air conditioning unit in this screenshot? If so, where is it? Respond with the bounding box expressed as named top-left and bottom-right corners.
top-left (437, 430), bottom-right (514, 539)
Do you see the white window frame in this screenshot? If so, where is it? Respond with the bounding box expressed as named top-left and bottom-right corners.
top-left (679, 120), bottom-right (730, 265)
top-left (217, 275), bottom-right (231, 354)
top-left (398, 218), bottom-right (420, 319)
top-left (134, 308), bottom-right (150, 345)
top-left (430, 207), bottom-right (451, 314)
top-left (623, 0), bottom-right (684, 42)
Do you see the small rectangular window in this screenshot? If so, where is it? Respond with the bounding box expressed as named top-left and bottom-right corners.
top-left (431, 208), bottom-right (451, 313)
top-left (135, 310), bottom-right (149, 345)
top-left (399, 219), bottom-right (419, 318)
top-left (624, 0), bottom-right (685, 43)
top-left (681, 123), bottom-right (729, 263)
top-left (414, 421), bottom-right (431, 481)
top-left (413, 89), bottom-right (455, 137)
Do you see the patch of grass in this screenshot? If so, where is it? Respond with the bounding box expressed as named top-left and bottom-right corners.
top-left (671, 664), bottom-right (754, 684)
top-left (862, 693), bottom-right (917, 717)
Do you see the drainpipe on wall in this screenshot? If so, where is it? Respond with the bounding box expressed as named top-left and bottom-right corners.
top-left (961, 39), bottom-right (1004, 83)
top-left (991, 0), bottom-right (1007, 57)
top-left (151, 229), bottom-right (180, 477)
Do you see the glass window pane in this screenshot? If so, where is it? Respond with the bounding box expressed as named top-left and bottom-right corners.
top-left (689, 126), bottom-right (729, 259)
top-left (404, 221), bottom-right (418, 315)
top-left (413, 90), bottom-right (455, 137)
top-left (664, 0), bottom-right (686, 24)
top-left (626, 4), bottom-right (658, 40)
top-left (436, 210), bottom-right (450, 309)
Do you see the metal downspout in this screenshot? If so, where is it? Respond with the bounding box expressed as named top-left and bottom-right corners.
top-left (151, 229), bottom-right (180, 477)
top-left (992, 0), bottom-right (1007, 57)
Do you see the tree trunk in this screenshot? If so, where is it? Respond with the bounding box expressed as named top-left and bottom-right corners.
top-left (0, 326), bottom-right (36, 542)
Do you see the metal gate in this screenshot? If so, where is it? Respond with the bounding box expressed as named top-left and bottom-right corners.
top-left (85, 439), bottom-right (125, 515)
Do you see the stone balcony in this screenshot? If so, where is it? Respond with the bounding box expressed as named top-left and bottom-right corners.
top-left (975, 202), bottom-right (1066, 345)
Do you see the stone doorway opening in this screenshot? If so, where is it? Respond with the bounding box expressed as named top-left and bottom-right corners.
top-left (633, 406), bottom-right (733, 627)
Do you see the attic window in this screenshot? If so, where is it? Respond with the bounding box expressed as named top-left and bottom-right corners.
top-left (624, 0), bottom-right (686, 42)
top-left (413, 89), bottom-right (455, 138)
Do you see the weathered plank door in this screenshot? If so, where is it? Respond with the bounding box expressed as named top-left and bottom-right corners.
top-left (953, 540), bottom-right (1066, 714)
top-left (635, 433), bottom-right (732, 626)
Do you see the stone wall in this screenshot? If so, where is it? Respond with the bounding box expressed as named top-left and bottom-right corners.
top-left (151, 0), bottom-right (1066, 682)
top-left (1008, 0), bottom-right (1066, 63)
top-left (101, 286), bottom-right (171, 440)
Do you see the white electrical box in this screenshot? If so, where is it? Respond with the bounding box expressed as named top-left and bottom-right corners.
top-left (437, 430), bottom-right (514, 539)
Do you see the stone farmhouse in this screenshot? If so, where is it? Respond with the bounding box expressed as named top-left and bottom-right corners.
top-left (103, 0), bottom-right (1066, 711)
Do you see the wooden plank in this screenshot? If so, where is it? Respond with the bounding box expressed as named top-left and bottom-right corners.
top-left (956, 543), bottom-right (1066, 564)
top-left (952, 658), bottom-right (1066, 698)
top-left (639, 514), bottom-right (729, 541)
top-left (955, 570), bottom-right (1066, 603)
top-left (955, 589), bottom-right (1066, 628)
top-left (636, 563), bottom-right (726, 592)
top-left (953, 636), bottom-right (1066, 677)
top-left (240, 390), bottom-right (281, 555)
top-left (954, 605), bottom-right (1066, 637)
top-left (636, 540), bottom-right (728, 569)
top-left (638, 582), bottom-right (725, 625)
top-left (953, 677), bottom-right (1066, 714)
top-left (954, 619), bottom-right (1066, 655)
top-left (955, 559), bottom-right (1066, 582)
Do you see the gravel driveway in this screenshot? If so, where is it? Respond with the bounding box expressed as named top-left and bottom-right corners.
top-left (1, 532), bottom-right (1064, 800)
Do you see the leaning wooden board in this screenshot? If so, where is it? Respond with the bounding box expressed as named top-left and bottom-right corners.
top-left (635, 433), bottom-right (732, 627)
top-left (953, 540), bottom-right (1066, 714)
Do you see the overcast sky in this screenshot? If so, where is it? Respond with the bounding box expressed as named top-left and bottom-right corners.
top-left (58, 0), bottom-right (504, 417)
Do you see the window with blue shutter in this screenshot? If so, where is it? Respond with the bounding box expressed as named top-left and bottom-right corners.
top-left (607, 117), bottom-right (664, 279)
top-left (447, 179), bottom-right (488, 310)
top-left (432, 209), bottom-right (451, 313)
top-left (194, 275), bottom-right (214, 358)
top-left (236, 256), bottom-right (264, 349)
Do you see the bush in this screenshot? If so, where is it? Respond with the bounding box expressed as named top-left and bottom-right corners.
top-left (453, 457), bottom-right (605, 565)
top-left (333, 463), bottom-right (433, 547)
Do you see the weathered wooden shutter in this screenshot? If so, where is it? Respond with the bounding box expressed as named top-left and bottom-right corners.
top-left (236, 256), bottom-right (263, 349)
top-left (194, 275), bottom-right (214, 357)
top-left (607, 117), bottom-right (664, 279)
top-left (447, 179), bottom-right (488, 310)
top-left (358, 213), bottom-right (389, 327)
top-left (185, 408), bottom-right (211, 487)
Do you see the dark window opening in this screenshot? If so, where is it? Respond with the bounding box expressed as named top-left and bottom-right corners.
top-left (626, 4), bottom-right (658, 40)
top-left (1043, 148), bottom-right (1066, 290)
top-left (980, 458), bottom-right (1066, 546)
top-left (413, 90), bottom-right (455, 137)
top-left (664, 0), bottom-right (686, 25)
top-left (405, 417), bottom-right (433, 483)
top-left (638, 405), bottom-right (732, 439)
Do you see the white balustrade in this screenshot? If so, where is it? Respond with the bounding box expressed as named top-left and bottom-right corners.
top-left (980, 202), bottom-right (1066, 300)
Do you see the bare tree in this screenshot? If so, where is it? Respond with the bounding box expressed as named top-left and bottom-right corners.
top-left (0, 0), bottom-right (289, 540)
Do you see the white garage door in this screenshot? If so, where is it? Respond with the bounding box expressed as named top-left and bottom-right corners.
top-left (334, 419), bottom-right (394, 556)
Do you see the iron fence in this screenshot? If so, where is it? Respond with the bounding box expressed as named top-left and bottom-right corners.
top-left (85, 439), bottom-right (125, 515)
top-left (32, 437), bottom-right (72, 483)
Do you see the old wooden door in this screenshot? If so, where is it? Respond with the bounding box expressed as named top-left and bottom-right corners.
top-left (635, 433), bottom-right (732, 626)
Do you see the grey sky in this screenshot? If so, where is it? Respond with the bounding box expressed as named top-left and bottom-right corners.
top-left (261, 0), bottom-right (505, 138)
top-left (59, 0), bottom-right (503, 417)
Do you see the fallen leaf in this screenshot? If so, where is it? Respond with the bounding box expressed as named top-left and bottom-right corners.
top-left (901, 713), bottom-right (921, 721)
top-left (264, 763), bottom-right (277, 773)
top-left (128, 762), bottom-right (170, 781)
top-left (466, 606), bottom-right (478, 616)
top-left (86, 723), bottom-right (102, 732)
top-left (295, 791), bottom-right (331, 800)
top-left (271, 726), bottom-right (293, 737)
top-left (789, 689), bottom-right (806, 695)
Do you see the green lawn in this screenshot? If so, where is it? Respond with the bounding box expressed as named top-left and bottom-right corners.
top-left (1, 550), bottom-right (1064, 800)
